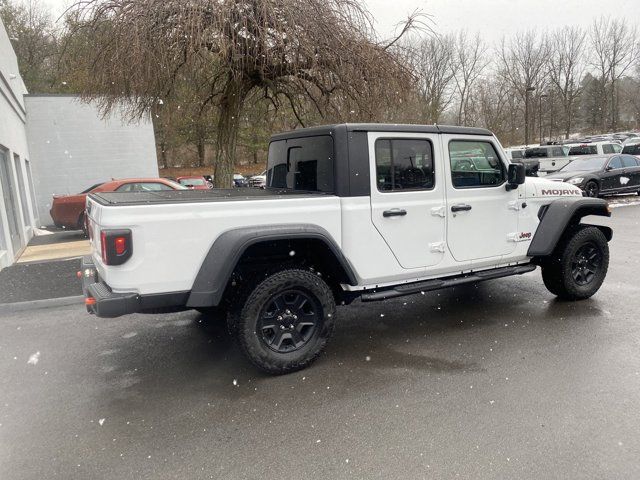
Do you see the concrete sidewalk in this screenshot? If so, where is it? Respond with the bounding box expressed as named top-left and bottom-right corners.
top-left (17, 229), bottom-right (90, 264)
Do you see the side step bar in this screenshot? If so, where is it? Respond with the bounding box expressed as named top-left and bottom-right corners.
top-left (360, 264), bottom-right (537, 302)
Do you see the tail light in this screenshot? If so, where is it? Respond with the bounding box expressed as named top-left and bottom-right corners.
top-left (100, 229), bottom-right (133, 265)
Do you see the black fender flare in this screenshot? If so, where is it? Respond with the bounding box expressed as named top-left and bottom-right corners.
top-left (186, 224), bottom-right (358, 307)
top-left (527, 198), bottom-right (612, 257)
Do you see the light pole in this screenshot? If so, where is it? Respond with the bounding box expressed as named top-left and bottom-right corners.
top-left (539, 93), bottom-right (548, 144)
top-left (524, 86), bottom-right (536, 146)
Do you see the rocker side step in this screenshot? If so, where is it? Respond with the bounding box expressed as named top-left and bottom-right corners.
top-left (360, 264), bottom-right (537, 302)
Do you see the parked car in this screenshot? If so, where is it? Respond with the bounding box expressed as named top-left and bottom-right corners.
top-left (233, 174), bottom-right (249, 187)
top-left (50, 178), bottom-right (186, 233)
top-left (544, 154), bottom-right (640, 197)
top-left (622, 140), bottom-right (640, 158)
top-left (176, 176), bottom-right (213, 190)
top-left (523, 145), bottom-right (569, 175)
top-left (248, 170), bottom-right (267, 188)
top-left (566, 141), bottom-right (622, 156)
top-left (504, 147), bottom-right (539, 176)
top-left (81, 123), bottom-right (612, 374)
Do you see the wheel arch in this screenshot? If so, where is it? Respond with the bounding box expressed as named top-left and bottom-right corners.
top-left (528, 198), bottom-right (612, 257)
top-left (186, 224), bottom-right (358, 308)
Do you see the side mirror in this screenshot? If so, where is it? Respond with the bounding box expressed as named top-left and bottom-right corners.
top-left (507, 163), bottom-right (526, 190)
top-left (605, 166), bottom-right (613, 172)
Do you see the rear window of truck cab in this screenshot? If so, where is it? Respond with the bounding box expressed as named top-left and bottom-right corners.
top-left (266, 135), bottom-right (334, 192)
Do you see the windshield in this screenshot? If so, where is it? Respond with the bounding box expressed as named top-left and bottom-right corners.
top-left (80, 182), bottom-right (104, 194)
top-left (179, 178), bottom-right (205, 186)
top-left (560, 157), bottom-right (607, 172)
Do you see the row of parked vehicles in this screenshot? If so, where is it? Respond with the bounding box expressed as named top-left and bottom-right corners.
top-left (50, 173), bottom-right (266, 232)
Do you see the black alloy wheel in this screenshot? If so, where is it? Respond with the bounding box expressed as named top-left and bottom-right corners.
top-left (584, 181), bottom-right (599, 197)
top-left (258, 290), bottom-right (321, 353)
top-left (570, 242), bottom-right (602, 286)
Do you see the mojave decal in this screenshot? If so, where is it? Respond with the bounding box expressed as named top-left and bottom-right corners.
top-left (540, 188), bottom-right (582, 196)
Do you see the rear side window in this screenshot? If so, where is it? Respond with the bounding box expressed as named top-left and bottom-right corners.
top-left (524, 148), bottom-right (549, 158)
top-left (602, 144), bottom-right (615, 154)
top-left (621, 156), bottom-right (638, 167)
top-left (552, 147), bottom-right (565, 157)
top-left (267, 136), bottom-right (334, 192)
top-left (569, 145), bottom-right (598, 155)
top-left (449, 140), bottom-right (505, 188)
top-left (374, 139), bottom-right (434, 191)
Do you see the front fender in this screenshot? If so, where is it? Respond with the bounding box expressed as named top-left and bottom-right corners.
top-left (527, 198), bottom-right (611, 256)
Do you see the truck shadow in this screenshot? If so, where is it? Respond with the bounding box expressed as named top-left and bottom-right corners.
top-left (93, 275), bottom-right (606, 412)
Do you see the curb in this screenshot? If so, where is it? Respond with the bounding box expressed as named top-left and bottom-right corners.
top-left (0, 295), bottom-right (84, 314)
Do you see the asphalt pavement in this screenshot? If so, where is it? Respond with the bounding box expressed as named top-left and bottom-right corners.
top-left (1, 206), bottom-right (639, 479)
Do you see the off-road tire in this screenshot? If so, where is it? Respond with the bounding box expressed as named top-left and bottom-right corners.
top-left (228, 269), bottom-right (336, 374)
top-left (541, 226), bottom-right (609, 300)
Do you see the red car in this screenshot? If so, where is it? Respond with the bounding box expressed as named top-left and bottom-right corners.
top-left (50, 178), bottom-right (186, 232)
top-left (176, 176), bottom-right (213, 190)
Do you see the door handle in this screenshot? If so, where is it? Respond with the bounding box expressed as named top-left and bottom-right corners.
top-left (383, 209), bottom-right (407, 217)
top-left (451, 204), bottom-right (472, 212)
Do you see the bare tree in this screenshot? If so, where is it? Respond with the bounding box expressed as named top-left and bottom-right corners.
top-left (498, 30), bottom-right (549, 145)
top-left (547, 26), bottom-right (586, 138)
top-left (63, 0), bottom-right (421, 187)
top-left (0, 0), bottom-right (60, 92)
top-left (407, 33), bottom-right (456, 124)
top-left (452, 31), bottom-right (487, 126)
top-left (590, 16), bottom-right (639, 131)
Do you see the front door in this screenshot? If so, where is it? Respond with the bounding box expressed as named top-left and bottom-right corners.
top-left (0, 150), bottom-right (22, 254)
top-left (369, 132), bottom-right (446, 269)
top-left (601, 156), bottom-right (625, 193)
top-left (443, 136), bottom-right (519, 262)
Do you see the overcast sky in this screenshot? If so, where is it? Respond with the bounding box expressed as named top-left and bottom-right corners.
top-left (46, 0), bottom-right (640, 46)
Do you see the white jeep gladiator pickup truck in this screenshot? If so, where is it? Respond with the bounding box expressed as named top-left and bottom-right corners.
top-left (81, 124), bottom-right (612, 374)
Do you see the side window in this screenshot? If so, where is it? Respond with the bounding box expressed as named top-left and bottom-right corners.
top-left (115, 183), bottom-right (133, 192)
top-left (621, 156), bottom-right (638, 168)
top-left (613, 144), bottom-right (622, 153)
top-left (552, 147), bottom-right (564, 157)
top-left (449, 140), bottom-right (505, 188)
top-left (608, 157), bottom-right (623, 170)
top-left (374, 139), bottom-right (434, 191)
top-left (602, 144), bottom-right (614, 154)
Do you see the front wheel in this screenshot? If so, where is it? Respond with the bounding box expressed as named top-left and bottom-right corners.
top-left (584, 181), bottom-right (599, 198)
top-left (541, 226), bottom-right (609, 300)
top-left (229, 269), bottom-right (336, 374)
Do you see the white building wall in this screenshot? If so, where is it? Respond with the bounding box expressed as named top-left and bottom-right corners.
top-left (0, 17), bottom-right (36, 270)
top-left (25, 95), bottom-right (159, 225)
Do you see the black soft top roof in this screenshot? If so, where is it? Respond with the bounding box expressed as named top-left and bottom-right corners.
top-left (270, 123), bottom-right (493, 141)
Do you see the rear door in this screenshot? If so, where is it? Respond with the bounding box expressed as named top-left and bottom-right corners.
top-left (443, 136), bottom-right (519, 262)
top-left (621, 155), bottom-right (640, 191)
top-left (369, 132), bottom-right (446, 269)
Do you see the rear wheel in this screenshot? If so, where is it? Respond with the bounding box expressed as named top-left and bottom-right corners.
top-left (584, 181), bottom-right (599, 198)
top-left (229, 269), bottom-right (336, 374)
top-left (541, 226), bottom-right (609, 300)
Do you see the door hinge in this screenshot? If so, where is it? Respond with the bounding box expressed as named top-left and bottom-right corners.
top-left (431, 206), bottom-right (446, 218)
top-left (508, 201), bottom-right (520, 211)
top-left (429, 241), bottom-right (446, 253)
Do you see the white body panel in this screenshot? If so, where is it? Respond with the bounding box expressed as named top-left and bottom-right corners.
top-left (87, 132), bottom-right (585, 297)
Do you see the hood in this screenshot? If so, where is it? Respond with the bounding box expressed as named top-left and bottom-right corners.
top-left (544, 170), bottom-right (594, 181)
top-left (525, 176), bottom-right (583, 198)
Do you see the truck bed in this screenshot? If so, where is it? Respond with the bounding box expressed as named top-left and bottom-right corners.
top-left (90, 188), bottom-right (331, 206)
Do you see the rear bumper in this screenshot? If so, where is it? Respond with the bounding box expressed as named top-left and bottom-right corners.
top-left (80, 256), bottom-right (189, 318)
